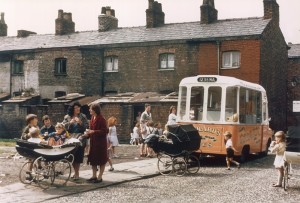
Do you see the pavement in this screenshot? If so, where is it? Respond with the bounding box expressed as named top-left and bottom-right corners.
top-left (0, 158), bottom-right (159, 203)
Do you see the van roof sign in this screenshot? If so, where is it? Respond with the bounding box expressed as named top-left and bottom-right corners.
top-left (197, 77), bottom-right (217, 82)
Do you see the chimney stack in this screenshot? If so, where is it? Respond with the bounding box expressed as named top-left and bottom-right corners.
top-left (146, 0), bottom-right (165, 28)
top-left (0, 12), bottom-right (8, 36)
top-left (263, 0), bottom-right (279, 27)
top-left (98, 6), bottom-right (118, 32)
top-left (55, 10), bottom-right (75, 35)
top-left (200, 0), bottom-right (218, 24)
top-left (17, 30), bottom-right (37, 38)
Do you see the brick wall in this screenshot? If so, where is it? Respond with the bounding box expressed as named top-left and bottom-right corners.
top-left (261, 23), bottom-right (288, 131)
top-left (81, 49), bottom-right (103, 96)
top-left (37, 48), bottom-right (84, 98)
top-left (103, 44), bottom-right (199, 94)
top-left (287, 58), bottom-right (300, 126)
top-left (199, 40), bottom-right (261, 82)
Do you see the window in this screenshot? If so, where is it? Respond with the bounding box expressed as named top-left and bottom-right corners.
top-left (239, 88), bottom-right (262, 124)
top-left (55, 58), bottom-right (67, 75)
top-left (105, 56), bottom-right (118, 72)
top-left (207, 86), bottom-right (222, 121)
top-left (222, 51), bottom-right (240, 68)
top-left (159, 53), bottom-right (175, 69)
top-left (190, 86), bottom-right (204, 121)
top-left (178, 86), bottom-right (187, 120)
top-left (12, 60), bottom-right (24, 75)
top-left (225, 86), bottom-right (238, 122)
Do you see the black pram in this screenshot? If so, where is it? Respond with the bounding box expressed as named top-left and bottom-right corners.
top-left (145, 124), bottom-right (201, 155)
top-left (16, 139), bottom-right (81, 189)
top-left (145, 124), bottom-right (202, 176)
top-left (15, 139), bottom-right (79, 162)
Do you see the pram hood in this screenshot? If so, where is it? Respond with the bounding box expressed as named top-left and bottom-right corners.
top-left (145, 124), bottom-right (201, 154)
top-left (168, 124), bottom-right (201, 151)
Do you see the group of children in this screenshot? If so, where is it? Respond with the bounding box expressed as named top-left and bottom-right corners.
top-left (23, 114), bottom-right (70, 146)
top-left (130, 120), bottom-right (164, 158)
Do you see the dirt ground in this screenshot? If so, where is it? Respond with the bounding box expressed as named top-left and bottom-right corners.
top-left (0, 144), bottom-right (144, 187)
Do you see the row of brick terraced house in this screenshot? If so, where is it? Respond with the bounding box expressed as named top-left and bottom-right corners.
top-left (0, 0), bottom-right (298, 140)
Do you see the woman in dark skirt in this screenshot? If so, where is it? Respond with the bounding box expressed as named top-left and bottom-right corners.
top-left (63, 101), bottom-right (89, 180)
top-left (85, 103), bottom-right (108, 183)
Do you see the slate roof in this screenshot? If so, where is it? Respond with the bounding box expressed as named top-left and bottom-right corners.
top-left (288, 44), bottom-right (300, 58)
top-left (0, 17), bottom-right (270, 53)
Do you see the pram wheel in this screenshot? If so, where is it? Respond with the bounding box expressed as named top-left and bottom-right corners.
top-left (33, 157), bottom-right (55, 189)
top-left (19, 161), bottom-right (35, 184)
top-left (185, 154), bottom-right (200, 174)
top-left (283, 161), bottom-right (289, 191)
top-left (157, 154), bottom-right (173, 175)
top-left (173, 157), bottom-right (187, 176)
top-left (53, 158), bottom-right (71, 186)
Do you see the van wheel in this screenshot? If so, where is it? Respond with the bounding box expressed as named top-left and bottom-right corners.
top-left (259, 139), bottom-right (271, 157)
top-left (240, 146), bottom-right (250, 163)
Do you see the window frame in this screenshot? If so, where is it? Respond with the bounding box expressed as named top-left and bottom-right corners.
top-left (221, 51), bottom-right (241, 69)
top-left (159, 53), bottom-right (175, 70)
top-left (104, 56), bottom-right (119, 72)
top-left (12, 60), bottom-right (24, 75)
top-left (54, 58), bottom-right (67, 76)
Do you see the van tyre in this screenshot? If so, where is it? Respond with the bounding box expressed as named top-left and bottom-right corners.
top-left (240, 146), bottom-right (250, 163)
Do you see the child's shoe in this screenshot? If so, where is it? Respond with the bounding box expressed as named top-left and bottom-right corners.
top-left (108, 167), bottom-right (114, 171)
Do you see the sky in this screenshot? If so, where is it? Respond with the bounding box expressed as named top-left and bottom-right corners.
top-left (0, 0), bottom-right (299, 43)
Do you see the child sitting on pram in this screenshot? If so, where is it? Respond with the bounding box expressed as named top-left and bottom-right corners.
top-left (48, 123), bottom-right (70, 146)
top-left (27, 127), bottom-right (48, 145)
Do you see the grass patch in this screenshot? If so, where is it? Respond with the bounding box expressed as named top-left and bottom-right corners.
top-left (0, 139), bottom-right (16, 147)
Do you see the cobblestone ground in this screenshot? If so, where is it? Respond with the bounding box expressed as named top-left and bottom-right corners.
top-left (0, 144), bottom-right (141, 186)
top-left (46, 155), bottom-right (300, 203)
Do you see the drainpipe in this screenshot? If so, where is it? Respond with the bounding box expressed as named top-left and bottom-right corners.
top-left (9, 54), bottom-right (12, 97)
top-left (216, 41), bottom-right (220, 75)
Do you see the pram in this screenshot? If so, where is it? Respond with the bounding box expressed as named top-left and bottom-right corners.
top-left (145, 124), bottom-right (201, 176)
top-left (283, 126), bottom-right (300, 191)
top-left (16, 138), bottom-right (80, 189)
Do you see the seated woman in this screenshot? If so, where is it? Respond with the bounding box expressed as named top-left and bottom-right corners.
top-left (48, 123), bottom-right (70, 146)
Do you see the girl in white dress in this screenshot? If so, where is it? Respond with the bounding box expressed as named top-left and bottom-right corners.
top-left (269, 131), bottom-right (286, 187)
top-left (107, 117), bottom-right (119, 158)
top-left (132, 122), bottom-right (141, 145)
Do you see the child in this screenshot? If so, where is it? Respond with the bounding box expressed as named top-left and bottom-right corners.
top-left (40, 115), bottom-right (56, 139)
top-left (21, 114), bottom-right (39, 140)
top-left (224, 131), bottom-right (240, 170)
top-left (269, 131), bottom-right (286, 187)
top-left (48, 123), bottom-right (69, 146)
top-left (107, 116), bottom-right (119, 158)
top-left (132, 122), bottom-right (140, 145)
top-left (107, 136), bottom-right (114, 171)
top-left (27, 127), bottom-right (47, 145)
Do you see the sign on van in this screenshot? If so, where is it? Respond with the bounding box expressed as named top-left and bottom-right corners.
top-left (293, 101), bottom-right (300, 112)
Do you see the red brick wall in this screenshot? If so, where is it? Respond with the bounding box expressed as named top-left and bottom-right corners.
top-left (199, 40), bottom-right (261, 83)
